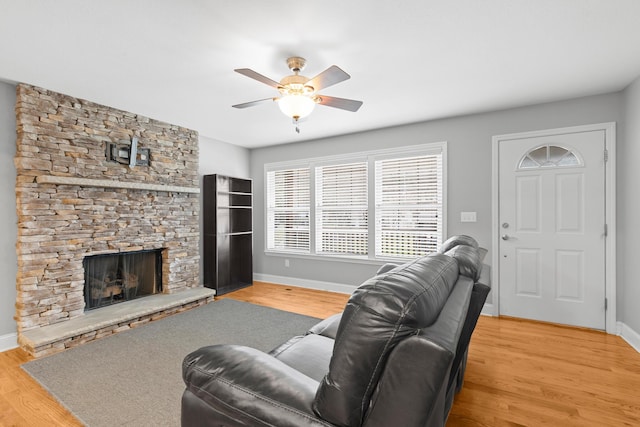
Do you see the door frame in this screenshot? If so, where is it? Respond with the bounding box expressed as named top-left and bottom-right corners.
top-left (491, 122), bottom-right (616, 333)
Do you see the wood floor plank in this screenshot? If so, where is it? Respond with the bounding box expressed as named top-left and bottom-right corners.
top-left (0, 281), bottom-right (639, 426)
top-left (216, 281), bottom-right (350, 319)
top-left (0, 349), bottom-right (83, 427)
top-left (448, 315), bottom-right (640, 426)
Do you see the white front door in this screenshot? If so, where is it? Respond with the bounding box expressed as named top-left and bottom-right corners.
top-left (498, 129), bottom-right (606, 330)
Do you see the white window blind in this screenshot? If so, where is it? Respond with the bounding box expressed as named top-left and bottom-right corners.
top-left (266, 168), bottom-right (310, 252)
top-left (315, 162), bottom-right (368, 256)
top-left (375, 153), bottom-right (443, 258)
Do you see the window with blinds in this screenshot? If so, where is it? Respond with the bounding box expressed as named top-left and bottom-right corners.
top-left (265, 142), bottom-right (446, 260)
top-left (375, 154), bottom-right (443, 258)
top-left (315, 162), bottom-right (368, 256)
top-left (266, 167), bottom-right (310, 252)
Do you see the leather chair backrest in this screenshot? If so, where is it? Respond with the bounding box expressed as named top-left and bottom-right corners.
top-left (313, 254), bottom-right (460, 426)
top-left (439, 235), bottom-right (483, 281)
top-left (438, 234), bottom-right (479, 253)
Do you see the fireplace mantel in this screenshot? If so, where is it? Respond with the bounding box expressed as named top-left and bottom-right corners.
top-left (36, 175), bottom-right (200, 194)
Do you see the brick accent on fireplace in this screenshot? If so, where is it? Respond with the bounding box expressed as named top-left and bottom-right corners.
top-left (14, 84), bottom-right (201, 343)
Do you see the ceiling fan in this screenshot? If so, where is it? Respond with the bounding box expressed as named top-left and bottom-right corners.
top-left (232, 56), bottom-right (363, 132)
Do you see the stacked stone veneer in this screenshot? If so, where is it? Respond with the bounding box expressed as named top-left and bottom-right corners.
top-left (14, 84), bottom-right (201, 336)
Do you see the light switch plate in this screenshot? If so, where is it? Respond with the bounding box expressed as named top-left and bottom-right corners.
top-left (460, 211), bottom-right (477, 222)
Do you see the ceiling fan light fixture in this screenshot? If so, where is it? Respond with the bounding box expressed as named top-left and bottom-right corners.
top-left (278, 94), bottom-right (316, 120)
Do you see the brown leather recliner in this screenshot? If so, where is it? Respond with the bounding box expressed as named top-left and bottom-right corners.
top-left (181, 235), bottom-right (490, 427)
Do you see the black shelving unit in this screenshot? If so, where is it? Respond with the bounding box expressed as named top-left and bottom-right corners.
top-left (203, 174), bottom-right (253, 295)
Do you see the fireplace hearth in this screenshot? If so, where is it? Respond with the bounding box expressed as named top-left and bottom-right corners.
top-left (83, 250), bottom-right (163, 310)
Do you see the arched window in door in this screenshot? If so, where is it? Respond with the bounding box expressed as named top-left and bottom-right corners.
top-left (518, 144), bottom-right (582, 169)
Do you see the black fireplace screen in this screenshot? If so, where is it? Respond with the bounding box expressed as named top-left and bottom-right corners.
top-left (83, 249), bottom-right (162, 310)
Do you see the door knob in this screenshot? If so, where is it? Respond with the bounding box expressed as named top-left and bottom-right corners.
top-left (501, 234), bottom-right (510, 240)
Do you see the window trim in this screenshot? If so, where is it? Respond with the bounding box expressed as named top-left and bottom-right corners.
top-left (264, 142), bottom-right (447, 262)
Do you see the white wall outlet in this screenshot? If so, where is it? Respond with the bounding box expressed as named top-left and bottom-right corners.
top-left (460, 211), bottom-right (477, 222)
top-left (285, 259), bottom-right (290, 267)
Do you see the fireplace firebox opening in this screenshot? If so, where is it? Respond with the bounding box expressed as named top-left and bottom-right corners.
top-left (83, 249), bottom-right (163, 311)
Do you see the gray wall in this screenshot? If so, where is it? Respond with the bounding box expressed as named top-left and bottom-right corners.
top-left (621, 76), bottom-right (640, 333)
top-left (199, 135), bottom-right (250, 180)
top-left (251, 92), bottom-right (624, 308)
top-left (0, 81), bottom-right (17, 347)
top-left (198, 135), bottom-right (250, 283)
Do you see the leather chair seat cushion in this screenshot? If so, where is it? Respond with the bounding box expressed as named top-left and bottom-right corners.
top-left (314, 253), bottom-right (460, 426)
top-left (270, 333), bottom-right (335, 382)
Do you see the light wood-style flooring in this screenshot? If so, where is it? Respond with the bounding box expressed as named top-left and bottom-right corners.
top-left (1, 281), bottom-right (639, 426)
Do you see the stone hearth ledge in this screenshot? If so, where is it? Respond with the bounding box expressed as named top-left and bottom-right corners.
top-left (36, 175), bottom-right (201, 193)
top-left (19, 287), bottom-right (215, 356)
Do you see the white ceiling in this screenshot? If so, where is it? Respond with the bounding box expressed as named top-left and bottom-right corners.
top-left (1, 1), bottom-right (640, 148)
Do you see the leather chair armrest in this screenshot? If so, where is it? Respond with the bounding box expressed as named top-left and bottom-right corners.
top-left (182, 345), bottom-right (327, 427)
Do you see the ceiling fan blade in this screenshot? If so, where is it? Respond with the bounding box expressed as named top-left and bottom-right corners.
top-left (232, 98), bottom-right (275, 109)
top-left (234, 68), bottom-right (281, 89)
top-left (306, 65), bottom-right (350, 91)
top-left (316, 95), bottom-right (363, 112)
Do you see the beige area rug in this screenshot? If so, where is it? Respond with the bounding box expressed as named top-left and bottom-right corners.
top-left (23, 299), bottom-right (321, 427)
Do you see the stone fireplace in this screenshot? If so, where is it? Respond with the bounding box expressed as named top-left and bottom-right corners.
top-left (14, 84), bottom-right (212, 357)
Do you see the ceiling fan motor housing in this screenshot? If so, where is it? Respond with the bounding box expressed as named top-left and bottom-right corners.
top-left (279, 74), bottom-right (315, 96)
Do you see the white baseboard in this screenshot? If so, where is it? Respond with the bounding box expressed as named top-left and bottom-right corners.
top-left (254, 273), bottom-right (355, 295)
top-left (618, 321), bottom-right (640, 353)
top-left (0, 332), bottom-right (18, 353)
top-left (480, 303), bottom-right (495, 316)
